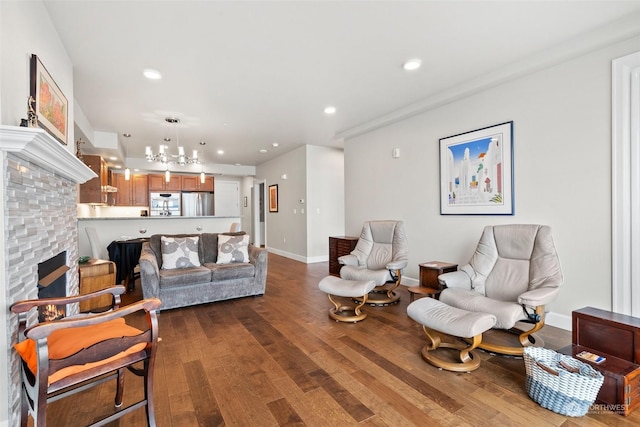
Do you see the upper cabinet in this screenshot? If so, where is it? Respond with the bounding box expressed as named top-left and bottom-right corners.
top-left (112, 173), bottom-right (148, 206)
top-left (181, 175), bottom-right (214, 191)
top-left (148, 174), bottom-right (181, 191)
top-left (79, 155), bottom-right (110, 204)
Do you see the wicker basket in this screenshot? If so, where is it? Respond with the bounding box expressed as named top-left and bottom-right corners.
top-left (523, 347), bottom-right (604, 417)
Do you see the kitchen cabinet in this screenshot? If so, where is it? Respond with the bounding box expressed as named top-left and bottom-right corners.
top-left (112, 173), bottom-right (148, 206)
top-left (181, 175), bottom-right (214, 191)
top-left (79, 155), bottom-right (110, 204)
top-left (148, 173), bottom-right (181, 191)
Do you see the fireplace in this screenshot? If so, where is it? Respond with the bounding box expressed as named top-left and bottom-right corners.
top-left (1, 126), bottom-right (96, 426)
top-left (37, 251), bottom-right (70, 322)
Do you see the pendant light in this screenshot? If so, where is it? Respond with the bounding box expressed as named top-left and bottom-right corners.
top-left (124, 168), bottom-right (131, 181)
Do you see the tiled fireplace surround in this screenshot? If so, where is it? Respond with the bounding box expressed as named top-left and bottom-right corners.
top-left (0, 126), bottom-right (95, 426)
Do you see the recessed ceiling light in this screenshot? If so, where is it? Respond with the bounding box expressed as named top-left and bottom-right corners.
top-left (403, 59), bottom-right (422, 71)
top-left (259, 149), bottom-right (267, 153)
top-left (272, 142), bottom-right (279, 147)
top-left (217, 150), bottom-right (224, 155)
top-left (109, 156), bottom-right (117, 161)
top-left (324, 106), bottom-right (336, 115)
top-left (164, 137), bottom-right (171, 142)
top-left (123, 133), bottom-right (131, 138)
top-left (143, 68), bottom-right (162, 80)
top-left (114, 165), bottom-right (122, 169)
top-left (199, 141), bottom-right (206, 146)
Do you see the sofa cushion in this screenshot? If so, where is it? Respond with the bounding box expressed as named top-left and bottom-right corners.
top-left (161, 236), bottom-right (201, 269)
top-left (216, 234), bottom-right (250, 264)
top-left (159, 266), bottom-right (212, 288)
top-left (206, 262), bottom-right (255, 281)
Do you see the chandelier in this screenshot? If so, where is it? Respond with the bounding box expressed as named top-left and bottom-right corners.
top-left (145, 117), bottom-right (200, 165)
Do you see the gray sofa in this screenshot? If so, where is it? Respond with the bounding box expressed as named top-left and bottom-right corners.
top-left (139, 232), bottom-right (267, 310)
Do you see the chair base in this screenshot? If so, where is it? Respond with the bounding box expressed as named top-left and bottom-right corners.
top-left (328, 305), bottom-right (367, 323)
top-left (353, 287), bottom-right (400, 306)
top-left (420, 340), bottom-right (482, 372)
top-left (471, 327), bottom-right (545, 356)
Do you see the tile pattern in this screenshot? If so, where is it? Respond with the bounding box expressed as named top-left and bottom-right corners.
top-left (4, 153), bottom-right (79, 426)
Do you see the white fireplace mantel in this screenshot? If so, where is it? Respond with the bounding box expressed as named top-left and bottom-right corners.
top-left (0, 125), bottom-right (96, 183)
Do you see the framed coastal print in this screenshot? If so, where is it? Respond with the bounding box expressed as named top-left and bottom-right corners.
top-left (30, 54), bottom-right (68, 145)
top-left (439, 121), bottom-right (514, 215)
top-left (268, 184), bottom-right (278, 212)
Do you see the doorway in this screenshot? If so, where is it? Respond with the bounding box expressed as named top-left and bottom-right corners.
top-left (252, 180), bottom-right (266, 247)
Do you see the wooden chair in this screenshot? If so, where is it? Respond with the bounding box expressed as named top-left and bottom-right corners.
top-left (10, 286), bottom-right (161, 426)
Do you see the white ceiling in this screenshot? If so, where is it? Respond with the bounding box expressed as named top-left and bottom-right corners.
top-left (42, 0), bottom-right (640, 172)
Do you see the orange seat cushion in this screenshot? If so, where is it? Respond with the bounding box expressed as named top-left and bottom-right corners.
top-left (14, 318), bottom-right (147, 385)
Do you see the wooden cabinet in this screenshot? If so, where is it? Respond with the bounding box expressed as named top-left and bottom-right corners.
top-left (419, 261), bottom-right (458, 288)
top-left (556, 307), bottom-right (640, 416)
top-left (79, 155), bottom-right (110, 204)
top-left (148, 173), bottom-right (181, 191)
top-left (112, 173), bottom-right (149, 206)
top-left (78, 259), bottom-right (116, 312)
top-left (408, 261), bottom-right (458, 302)
top-left (329, 236), bottom-right (359, 276)
top-left (572, 307), bottom-right (640, 364)
top-left (181, 175), bottom-right (214, 191)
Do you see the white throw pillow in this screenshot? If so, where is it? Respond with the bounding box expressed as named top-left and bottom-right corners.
top-left (216, 234), bottom-right (250, 264)
top-left (161, 236), bottom-right (201, 269)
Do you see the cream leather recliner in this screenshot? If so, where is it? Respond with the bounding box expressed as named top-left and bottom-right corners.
top-left (438, 224), bottom-right (563, 355)
top-left (339, 220), bottom-right (408, 305)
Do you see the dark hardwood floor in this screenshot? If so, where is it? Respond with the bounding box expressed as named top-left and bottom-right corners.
top-left (43, 254), bottom-right (639, 426)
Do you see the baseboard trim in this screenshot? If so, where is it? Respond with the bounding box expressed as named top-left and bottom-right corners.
top-left (266, 248), bottom-right (328, 264)
top-left (545, 311), bottom-right (571, 331)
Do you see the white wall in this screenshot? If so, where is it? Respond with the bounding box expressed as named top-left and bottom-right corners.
top-left (344, 35), bottom-right (640, 326)
top-left (256, 145), bottom-right (345, 263)
top-left (306, 145), bottom-right (345, 261)
top-left (257, 146), bottom-right (308, 259)
top-left (0, 1), bottom-right (74, 155)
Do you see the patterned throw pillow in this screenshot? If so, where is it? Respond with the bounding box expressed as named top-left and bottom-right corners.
top-left (161, 236), bottom-right (201, 269)
top-left (216, 234), bottom-right (250, 264)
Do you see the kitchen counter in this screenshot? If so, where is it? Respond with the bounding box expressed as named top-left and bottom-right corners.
top-left (77, 216), bottom-right (242, 260)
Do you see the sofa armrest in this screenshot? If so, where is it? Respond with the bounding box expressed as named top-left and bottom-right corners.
top-left (249, 244), bottom-right (268, 290)
top-left (139, 242), bottom-right (160, 299)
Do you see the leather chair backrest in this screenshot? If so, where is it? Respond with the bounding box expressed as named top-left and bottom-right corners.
top-left (466, 224), bottom-right (562, 301)
top-left (351, 221), bottom-right (408, 270)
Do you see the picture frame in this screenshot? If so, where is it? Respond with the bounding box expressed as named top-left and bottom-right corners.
top-left (268, 184), bottom-right (278, 213)
top-left (439, 121), bottom-right (514, 215)
top-left (30, 54), bottom-right (68, 145)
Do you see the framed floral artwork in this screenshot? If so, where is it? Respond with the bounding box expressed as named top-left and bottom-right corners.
top-left (30, 54), bottom-right (68, 145)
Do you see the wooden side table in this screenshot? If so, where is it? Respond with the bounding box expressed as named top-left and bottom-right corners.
top-left (78, 258), bottom-right (116, 312)
top-left (408, 261), bottom-right (458, 302)
top-left (329, 236), bottom-right (359, 276)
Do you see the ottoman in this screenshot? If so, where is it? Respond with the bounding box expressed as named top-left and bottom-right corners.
top-left (407, 297), bottom-right (497, 372)
top-left (318, 276), bottom-right (376, 323)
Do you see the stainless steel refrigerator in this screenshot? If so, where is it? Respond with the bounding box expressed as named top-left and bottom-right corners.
top-left (181, 192), bottom-right (215, 216)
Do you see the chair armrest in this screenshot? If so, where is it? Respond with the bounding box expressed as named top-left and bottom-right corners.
top-left (338, 254), bottom-right (358, 266)
top-left (386, 260), bottom-right (408, 270)
top-left (11, 286), bottom-right (126, 315)
top-left (518, 287), bottom-right (561, 307)
top-left (139, 242), bottom-right (160, 299)
top-left (24, 298), bottom-right (161, 340)
top-left (438, 270), bottom-right (472, 290)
